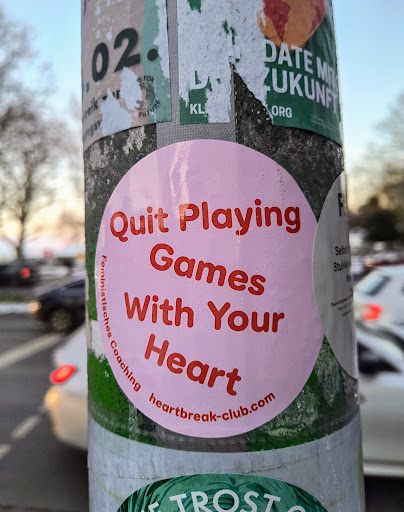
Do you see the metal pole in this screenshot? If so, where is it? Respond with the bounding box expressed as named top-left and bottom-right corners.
top-left (82, 0), bottom-right (364, 510)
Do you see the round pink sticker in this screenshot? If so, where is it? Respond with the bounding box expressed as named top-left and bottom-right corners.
top-left (95, 140), bottom-right (323, 438)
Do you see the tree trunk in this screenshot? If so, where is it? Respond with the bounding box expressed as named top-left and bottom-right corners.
top-left (15, 227), bottom-right (25, 260)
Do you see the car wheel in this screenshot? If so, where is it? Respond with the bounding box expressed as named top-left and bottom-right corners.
top-left (49, 308), bottom-right (73, 332)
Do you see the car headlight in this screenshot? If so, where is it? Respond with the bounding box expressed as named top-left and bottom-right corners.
top-left (29, 300), bottom-right (41, 313)
top-left (44, 388), bottom-right (59, 409)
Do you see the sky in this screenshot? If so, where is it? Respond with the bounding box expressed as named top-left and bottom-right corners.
top-left (333, 0), bottom-right (404, 165)
top-left (1, 0), bottom-right (403, 257)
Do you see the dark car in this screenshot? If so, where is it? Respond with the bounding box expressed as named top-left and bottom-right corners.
top-left (0, 261), bottom-right (39, 286)
top-left (30, 275), bottom-right (85, 332)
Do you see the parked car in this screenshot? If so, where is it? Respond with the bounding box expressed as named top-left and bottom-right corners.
top-left (30, 275), bottom-right (85, 332)
top-left (356, 323), bottom-right (404, 477)
top-left (44, 326), bottom-right (87, 450)
top-left (45, 325), bottom-right (404, 477)
top-left (354, 264), bottom-right (404, 329)
top-left (351, 255), bottom-right (367, 281)
top-left (364, 251), bottom-right (404, 270)
top-left (36, 259), bottom-right (71, 281)
top-left (0, 260), bottom-right (39, 286)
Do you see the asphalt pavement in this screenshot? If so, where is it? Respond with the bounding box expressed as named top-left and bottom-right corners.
top-left (0, 315), bottom-right (88, 512)
top-left (365, 477), bottom-right (404, 511)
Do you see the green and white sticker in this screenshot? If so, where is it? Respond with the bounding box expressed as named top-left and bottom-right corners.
top-left (118, 474), bottom-right (328, 512)
top-left (178, 0), bottom-right (341, 144)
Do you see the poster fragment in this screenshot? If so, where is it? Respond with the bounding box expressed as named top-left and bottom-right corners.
top-left (178, 0), bottom-right (341, 144)
top-left (81, 0), bottom-right (171, 151)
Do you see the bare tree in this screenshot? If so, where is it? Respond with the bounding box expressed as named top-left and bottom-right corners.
top-left (378, 91), bottom-right (404, 166)
top-left (51, 94), bottom-right (85, 246)
top-left (350, 92), bottom-right (404, 201)
top-left (349, 91), bottom-right (404, 239)
top-left (0, 104), bottom-right (68, 257)
top-left (0, 5), bottom-right (82, 258)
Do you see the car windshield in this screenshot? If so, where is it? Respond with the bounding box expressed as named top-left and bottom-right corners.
top-left (356, 272), bottom-right (390, 296)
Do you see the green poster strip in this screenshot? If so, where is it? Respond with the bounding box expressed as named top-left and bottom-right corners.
top-left (178, 0), bottom-right (341, 144)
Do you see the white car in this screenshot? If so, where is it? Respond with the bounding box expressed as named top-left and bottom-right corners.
top-left (37, 260), bottom-right (70, 281)
top-left (354, 264), bottom-right (404, 329)
top-left (356, 324), bottom-right (404, 477)
top-left (44, 325), bottom-right (404, 477)
top-left (44, 326), bottom-right (88, 450)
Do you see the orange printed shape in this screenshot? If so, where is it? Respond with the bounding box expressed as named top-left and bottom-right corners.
top-left (257, 0), bottom-right (327, 48)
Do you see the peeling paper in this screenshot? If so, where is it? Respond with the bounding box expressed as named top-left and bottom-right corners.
top-left (121, 68), bottom-right (143, 111)
top-left (89, 319), bottom-right (106, 358)
top-left (101, 90), bottom-right (132, 137)
top-left (122, 127), bottom-right (147, 154)
top-left (81, 0), bottom-right (171, 151)
top-left (178, 0), bottom-right (342, 144)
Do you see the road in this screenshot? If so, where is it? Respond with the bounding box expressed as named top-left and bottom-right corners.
top-left (0, 315), bottom-right (88, 512)
top-left (0, 314), bottom-right (403, 511)
top-left (366, 477), bottom-right (404, 511)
